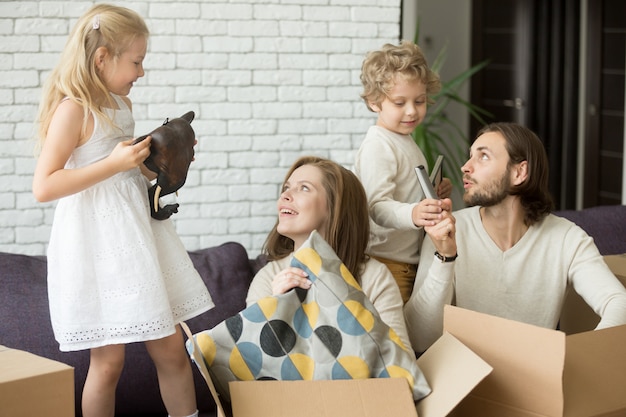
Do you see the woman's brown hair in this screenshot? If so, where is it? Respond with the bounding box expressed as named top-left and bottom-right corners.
top-left (263, 156), bottom-right (370, 282)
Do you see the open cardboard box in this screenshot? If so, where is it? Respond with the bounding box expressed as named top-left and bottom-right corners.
top-left (444, 305), bottom-right (626, 417)
top-left (0, 345), bottom-right (74, 417)
top-left (229, 332), bottom-right (492, 417)
top-left (189, 254), bottom-right (626, 417)
top-left (185, 323), bottom-right (493, 417)
top-left (560, 253), bottom-right (626, 334)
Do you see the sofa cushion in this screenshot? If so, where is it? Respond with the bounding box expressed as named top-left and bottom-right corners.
top-left (186, 242), bottom-right (256, 332)
top-left (554, 205), bottom-right (626, 255)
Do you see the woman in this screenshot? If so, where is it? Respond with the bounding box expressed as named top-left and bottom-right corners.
top-left (246, 156), bottom-right (414, 354)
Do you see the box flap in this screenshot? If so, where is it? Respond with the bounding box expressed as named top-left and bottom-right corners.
top-left (416, 332), bottom-right (492, 417)
top-left (443, 305), bottom-right (566, 417)
top-left (230, 378), bottom-right (417, 417)
top-left (563, 324), bottom-right (626, 417)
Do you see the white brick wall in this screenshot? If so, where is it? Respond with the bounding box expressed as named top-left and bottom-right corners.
top-left (0, 0), bottom-right (401, 257)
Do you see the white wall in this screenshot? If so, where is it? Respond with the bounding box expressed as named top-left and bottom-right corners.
top-left (403, 0), bottom-right (472, 208)
top-left (412, 0), bottom-right (471, 141)
top-left (0, 0), bottom-right (402, 256)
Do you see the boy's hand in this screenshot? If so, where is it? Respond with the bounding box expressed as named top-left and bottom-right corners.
top-left (412, 198), bottom-right (452, 227)
top-left (437, 177), bottom-right (453, 199)
top-left (424, 210), bottom-right (457, 256)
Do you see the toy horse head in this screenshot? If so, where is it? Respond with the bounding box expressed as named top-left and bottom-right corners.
top-left (133, 111), bottom-right (195, 220)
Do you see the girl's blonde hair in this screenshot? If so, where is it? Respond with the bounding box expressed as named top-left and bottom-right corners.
top-left (36, 3), bottom-right (149, 149)
top-left (360, 41), bottom-right (441, 112)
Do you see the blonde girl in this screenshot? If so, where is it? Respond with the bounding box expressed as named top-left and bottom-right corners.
top-left (33, 5), bottom-right (212, 417)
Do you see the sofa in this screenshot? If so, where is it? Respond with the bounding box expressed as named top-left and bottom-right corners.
top-left (1, 204), bottom-right (625, 416)
top-left (0, 241), bottom-right (267, 417)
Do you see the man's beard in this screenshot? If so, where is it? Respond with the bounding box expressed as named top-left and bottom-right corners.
top-left (463, 170), bottom-right (510, 207)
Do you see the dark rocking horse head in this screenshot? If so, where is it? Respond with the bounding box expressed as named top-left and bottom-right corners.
top-left (133, 111), bottom-right (195, 220)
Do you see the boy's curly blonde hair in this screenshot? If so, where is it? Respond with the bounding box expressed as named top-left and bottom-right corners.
top-left (360, 41), bottom-right (441, 112)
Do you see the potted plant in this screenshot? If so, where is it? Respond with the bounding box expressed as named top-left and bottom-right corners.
top-left (412, 25), bottom-right (492, 191)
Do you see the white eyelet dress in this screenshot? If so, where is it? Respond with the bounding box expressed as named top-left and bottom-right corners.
top-left (46, 94), bottom-right (214, 352)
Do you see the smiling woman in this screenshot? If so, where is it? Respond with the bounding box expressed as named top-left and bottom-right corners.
top-left (276, 163), bottom-right (330, 251)
top-left (245, 156), bottom-right (415, 353)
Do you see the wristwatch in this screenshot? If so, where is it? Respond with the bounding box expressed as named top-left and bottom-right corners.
top-left (434, 251), bottom-right (458, 263)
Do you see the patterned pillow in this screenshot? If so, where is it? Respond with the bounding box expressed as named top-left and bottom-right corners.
top-left (186, 230), bottom-right (431, 402)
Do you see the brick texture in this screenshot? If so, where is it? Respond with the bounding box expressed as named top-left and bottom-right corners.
top-left (0, 0), bottom-right (400, 256)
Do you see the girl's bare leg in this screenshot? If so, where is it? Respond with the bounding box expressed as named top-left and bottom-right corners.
top-left (82, 344), bottom-right (125, 417)
top-left (145, 325), bottom-right (197, 417)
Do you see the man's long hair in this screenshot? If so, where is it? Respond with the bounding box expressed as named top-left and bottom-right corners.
top-left (477, 123), bottom-right (554, 225)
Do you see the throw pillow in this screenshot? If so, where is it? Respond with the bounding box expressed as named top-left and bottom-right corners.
top-left (186, 230), bottom-right (431, 402)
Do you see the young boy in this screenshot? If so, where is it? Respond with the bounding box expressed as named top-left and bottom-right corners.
top-left (355, 41), bottom-right (453, 303)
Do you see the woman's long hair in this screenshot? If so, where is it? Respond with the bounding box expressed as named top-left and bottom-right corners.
top-left (263, 156), bottom-right (370, 282)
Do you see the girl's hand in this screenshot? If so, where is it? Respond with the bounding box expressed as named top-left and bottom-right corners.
top-left (437, 177), bottom-right (453, 199)
top-left (424, 209), bottom-right (457, 257)
top-left (271, 267), bottom-right (312, 295)
top-left (412, 198), bottom-right (452, 227)
top-left (109, 136), bottom-right (152, 172)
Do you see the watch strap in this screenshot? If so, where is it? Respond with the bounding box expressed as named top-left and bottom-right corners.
top-left (434, 251), bottom-right (458, 263)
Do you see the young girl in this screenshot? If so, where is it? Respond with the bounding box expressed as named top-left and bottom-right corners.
top-left (246, 156), bottom-right (414, 353)
top-left (355, 41), bottom-right (453, 304)
top-left (32, 5), bottom-right (212, 417)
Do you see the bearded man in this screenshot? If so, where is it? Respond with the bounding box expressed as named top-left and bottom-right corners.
top-left (404, 122), bottom-right (626, 353)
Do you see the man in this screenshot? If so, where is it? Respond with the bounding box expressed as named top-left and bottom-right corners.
top-left (404, 122), bottom-right (626, 353)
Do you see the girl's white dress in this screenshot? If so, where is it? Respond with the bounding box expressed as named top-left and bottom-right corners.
top-left (47, 94), bottom-right (214, 352)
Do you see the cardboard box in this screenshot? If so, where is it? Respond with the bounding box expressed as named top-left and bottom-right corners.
top-left (226, 332), bottom-right (492, 417)
top-left (444, 305), bottom-right (626, 417)
top-left (560, 253), bottom-right (626, 334)
top-left (231, 378), bottom-right (418, 417)
top-left (0, 345), bottom-right (74, 417)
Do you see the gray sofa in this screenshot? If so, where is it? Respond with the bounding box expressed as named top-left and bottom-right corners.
top-left (1, 241), bottom-right (267, 417)
top-left (1, 204), bottom-right (625, 416)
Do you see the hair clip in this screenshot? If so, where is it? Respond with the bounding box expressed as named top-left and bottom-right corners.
top-left (92, 14), bottom-right (100, 30)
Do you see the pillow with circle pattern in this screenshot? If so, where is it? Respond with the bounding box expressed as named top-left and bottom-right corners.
top-left (186, 230), bottom-right (431, 403)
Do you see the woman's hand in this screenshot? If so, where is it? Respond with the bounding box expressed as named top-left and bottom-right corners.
top-left (271, 267), bottom-right (312, 295)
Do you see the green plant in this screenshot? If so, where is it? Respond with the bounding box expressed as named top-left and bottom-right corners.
top-left (412, 25), bottom-right (492, 190)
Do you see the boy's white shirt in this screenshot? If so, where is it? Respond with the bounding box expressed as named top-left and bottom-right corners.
top-left (355, 125), bottom-right (428, 264)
